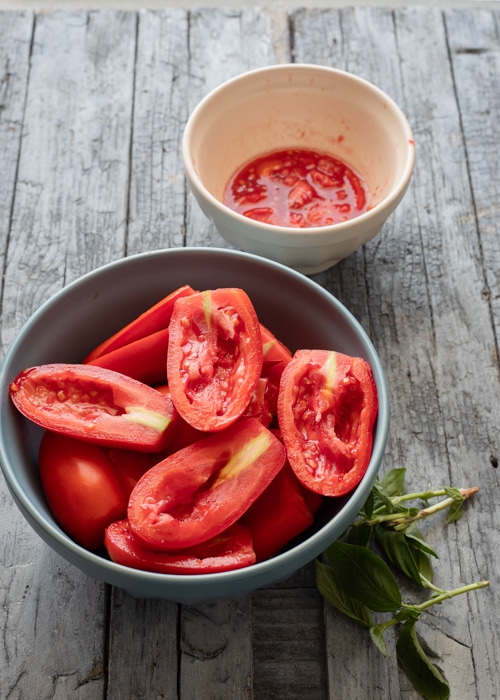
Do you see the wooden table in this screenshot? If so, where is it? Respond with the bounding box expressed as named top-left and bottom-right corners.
top-left (0, 5), bottom-right (499, 699)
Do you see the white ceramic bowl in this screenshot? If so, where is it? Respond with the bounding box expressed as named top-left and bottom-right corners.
top-left (183, 63), bottom-right (415, 274)
top-left (0, 248), bottom-right (389, 603)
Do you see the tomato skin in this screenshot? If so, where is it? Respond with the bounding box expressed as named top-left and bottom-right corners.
top-left (278, 350), bottom-right (378, 497)
top-left (87, 328), bottom-right (170, 386)
top-left (242, 463), bottom-right (323, 561)
top-left (128, 417), bottom-right (286, 551)
top-left (167, 288), bottom-right (263, 432)
top-left (105, 521), bottom-right (256, 574)
top-left (84, 285), bottom-right (195, 362)
top-left (104, 448), bottom-right (154, 499)
top-left (9, 363), bottom-right (177, 453)
top-left (39, 431), bottom-right (127, 551)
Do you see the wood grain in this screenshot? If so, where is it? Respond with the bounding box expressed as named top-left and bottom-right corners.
top-left (0, 7), bottom-right (498, 700)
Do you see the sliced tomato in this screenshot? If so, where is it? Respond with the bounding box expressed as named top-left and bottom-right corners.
top-left (278, 350), bottom-right (378, 497)
top-left (105, 521), bottom-right (256, 574)
top-left (87, 327), bottom-right (170, 386)
top-left (104, 448), bottom-right (154, 499)
top-left (10, 363), bottom-right (177, 452)
top-left (154, 384), bottom-right (207, 453)
top-left (84, 284), bottom-right (195, 362)
top-left (128, 417), bottom-right (286, 551)
top-left (167, 288), bottom-right (263, 432)
top-left (260, 323), bottom-right (292, 366)
top-left (39, 431), bottom-right (127, 551)
top-left (242, 463), bottom-right (323, 562)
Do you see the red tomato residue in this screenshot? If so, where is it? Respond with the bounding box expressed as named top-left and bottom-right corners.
top-left (223, 148), bottom-right (369, 228)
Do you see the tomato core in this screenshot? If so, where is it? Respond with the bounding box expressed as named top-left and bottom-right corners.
top-left (223, 148), bottom-right (369, 228)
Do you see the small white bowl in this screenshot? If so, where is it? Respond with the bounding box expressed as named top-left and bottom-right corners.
top-left (182, 63), bottom-right (415, 274)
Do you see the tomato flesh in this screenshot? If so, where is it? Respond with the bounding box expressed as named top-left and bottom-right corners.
top-left (167, 288), bottom-right (263, 432)
top-left (84, 284), bottom-right (195, 362)
top-left (224, 148), bottom-right (369, 228)
top-left (128, 417), bottom-right (286, 551)
top-left (105, 521), bottom-right (256, 574)
top-left (10, 363), bottom-right (177, 452)
top-left (278, 350), bottom-right (378, 497)
top-left (39, 431), bottom-right (127, 551)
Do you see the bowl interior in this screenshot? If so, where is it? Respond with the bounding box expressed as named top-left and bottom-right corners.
top-left (0, 248), bottom-right (389, 601)
top-left (184, 64), bottom-right (414, 212)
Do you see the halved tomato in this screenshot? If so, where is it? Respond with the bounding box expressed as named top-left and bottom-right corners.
top-left (278, 350), bottom-right (378, 497)
top-left (128, 417), bottom-right (286, 551)
top-left (167, 288), bottom-right (263, 432)
top-left (10, 363), bottom-right (177, 452)
top-left (105, 521), bottom-right (256, 574)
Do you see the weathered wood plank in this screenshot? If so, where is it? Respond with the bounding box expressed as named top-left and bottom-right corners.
top-left (0, 11), bottom-right (33, 326)
top-left (184, 7), bottom-right (291, 248)
top-left (107, 589), bottom-right (180, 700)
top-left (443, 8), bottom-right (500, 697)
top-left (0, 10), bottom-right (137, 700)
top-left (292, 7), bottom-right (410, 698)
top-left (1, 9), bottom-right (136, 351)
top-left (127, 8), bottom-right (189, 255)
top-left (252, 588), bottom-right (327, 699)
top-left (105, 11), bottom-right (187, 699)
top-left (294, 5), bottom-right (499, 699)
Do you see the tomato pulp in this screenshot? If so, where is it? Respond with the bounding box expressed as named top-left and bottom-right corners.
top-left (278, 350), bottom-right (378, 497)
top-left (223, 148), bottom-right (369, 228)
top-left (167, 288), bottom-right (263, 432)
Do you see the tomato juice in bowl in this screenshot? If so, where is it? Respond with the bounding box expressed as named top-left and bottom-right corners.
top-left (0, 248), bottom-right (389, 603)
top-left (182, 64), bottom-right (415, 274)
top-left (224, 147), bottom-right (370, 229)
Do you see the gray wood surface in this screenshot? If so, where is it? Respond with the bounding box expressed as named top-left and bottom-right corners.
top-left (0, 6), bottom-right (498, 699)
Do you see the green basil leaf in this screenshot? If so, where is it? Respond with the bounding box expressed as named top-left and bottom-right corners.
top-left (406, 524), bottom-right (438, 558)
top-left (345, 521), bottom-right (372, 547)
top-left (381, 468), bottom-right (407, 497)
top-left (374, 526), bottom-right (429, 586)
top-left (444, 488), bottom-right (465, 523)
top-left (396, 619), bottom-right (450, 700)
top-left (361, 489), bottom-right (375, 519)
top-left (314, 559), bottom-right (374, 628)
top-left (323, 541), bottom-right (402, 612)
top-left (371, 482), bottom-right (396, 514)
top-left (369, 623), bottom-right (388, 656)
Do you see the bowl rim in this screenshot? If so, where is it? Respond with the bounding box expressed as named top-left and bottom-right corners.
top-left (0, 247), bottom-right (390, 590)
top-left (182, 62), bottom-right (416, 239)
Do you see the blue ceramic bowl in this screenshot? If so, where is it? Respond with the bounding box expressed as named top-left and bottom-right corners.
top-left (0, 248), bottom-right (389, 602)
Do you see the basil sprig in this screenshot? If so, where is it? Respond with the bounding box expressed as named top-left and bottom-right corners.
top-left (315, 468), bottom-right (489, 700)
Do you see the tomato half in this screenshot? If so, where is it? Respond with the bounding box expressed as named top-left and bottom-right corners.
top-left (105, 521), bottom-right (256, 574)
top-left (167, 288), bottom-right (263, 432)
top-left (104, 448), bottom-right (154, 499)
top-left (87, 327), bottom-right (170, 386)
top-left (278, 350), bottom-right (378, 497)
top-left (39, 431), bottom-right (127, 550)
top-left (128, 417), bottom-right (286, 551)
top-left (84, 284), bottom-right (195, 362)
top-left (10, 363), bottom-right (177, 452)
top-left (242, 463), bottom-right (322, 562)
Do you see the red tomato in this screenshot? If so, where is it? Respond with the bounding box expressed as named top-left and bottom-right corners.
top-left (104, 448), bottom-right (154, 499)
top-left (87, 327), bottom-right (170, 386)
top-left (128, 417), bottom-right (286, 551)
top-left (167, 288), bottom-right (263, 432)
top-left (224, 148), bottom-right (369, 228)
top-left (39, 431), bottom-right (127, 551)
top-left (84, 284), bottom-right (195, 362)
top-left (105, 521), bottom-right (256, 574)
top-left (278, 350), bottom-right (378, 497)
top-left (242, 463), bottom-right (323, 562)
top-left (9, 363), bottom-right (177, 452)
top-left (259, 324), bottom-right (292, 419)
